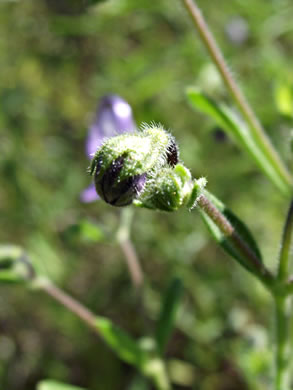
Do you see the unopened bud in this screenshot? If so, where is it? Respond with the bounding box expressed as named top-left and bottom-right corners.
top-left (90, 125), bottom-right (177, 207)
top-left (136, 165), bottom-right (206, 211)
top-left (94, 155), bottom-right (147, 206)
top-left (89, 124), bottom-right (205, 211)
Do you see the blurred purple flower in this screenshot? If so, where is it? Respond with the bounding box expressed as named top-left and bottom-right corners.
top-left (81, 95), bottom-right (136, 203)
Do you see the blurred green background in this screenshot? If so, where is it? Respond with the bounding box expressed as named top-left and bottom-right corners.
top-left (0, 0), bottom-right (293, 389)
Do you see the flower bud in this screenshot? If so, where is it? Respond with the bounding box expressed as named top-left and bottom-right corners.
top-left (94, 156), bottom-right (147, 206)
top-left (135, 164), bottom-right (206, 211)
top-left (90, 125), bottom-right (177, 207)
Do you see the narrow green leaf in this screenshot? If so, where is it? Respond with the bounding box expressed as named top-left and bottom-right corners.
top-left (37, 380), bottom-right (87, 390)
top-left (277, 200), bottom-right (293, 282)
top-left (155, 278), bottom-right (183, 354)
top-left (199, 191), bottom-right (263, 274)
top-left (223, 209), bottom-right (263, 262)
top-left (94, 318), bottom-right (171, 389)
top-left (186, 87), bottom-right (290, 196)
top-left (186, 87), bottom-right (239, 139)
top-left (94, 316), bottom-right (144, 367)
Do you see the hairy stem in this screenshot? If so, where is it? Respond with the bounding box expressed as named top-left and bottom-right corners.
top-left (197, 194), bottom-right (274, 288)
top-left (181, 0), bottom-right (293, 195)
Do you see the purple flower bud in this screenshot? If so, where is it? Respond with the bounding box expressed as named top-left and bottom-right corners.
top-left (94, 156), bottom-right (147, 206)
top-left (86, 95), bottom-right (136, 158)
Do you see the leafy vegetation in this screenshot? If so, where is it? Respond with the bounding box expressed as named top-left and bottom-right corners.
top-left (0, 0), bottom-right (293, 389)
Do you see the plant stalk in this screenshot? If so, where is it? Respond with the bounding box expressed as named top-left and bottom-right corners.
top-left (181, 0), bottom-right (293, 195)
top-left (277, 201), bottom-right (293, 282)
top-left (197, 193), bottom-right (274, 289)
top-left (35, 277), bottom-right (98, 332)
top-left (274, 295), bottom-right (291, 390)
top-left (34, 277), bottom-right (170, 390)
top-left (117, 208), bottom-right (144, 290)
top-left (274, 201), bottom-right (293, 389)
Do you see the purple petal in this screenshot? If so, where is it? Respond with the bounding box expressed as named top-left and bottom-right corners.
top-left (80, 184), bottom-right (99, 203)
top-left (86, 95), bottom-right (136, 158)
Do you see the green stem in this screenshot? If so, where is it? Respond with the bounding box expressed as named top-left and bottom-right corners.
top-left (181, 0), bottom-right (293, 195)
top-left (274, 295), bottom-right (291, 390)
top-left (274, 201), bottom-right (293, 389)
top-left (277, 201), bottom-right (293, 282)
top-left (197, 193), bottom-right (274, 289)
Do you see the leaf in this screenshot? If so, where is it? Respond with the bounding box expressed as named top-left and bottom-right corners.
top-left (186, 87), bottom-right (238, 138)
top-left (199, 191), bottom-right (263, 275)
top-left (94, 316), bottom-right (144, 367)
top-left (186, 87), bottom-right (291, 196)
top-left (37, 380), bottom-right (87, 390)
top-left (155, 278), bottom-right (183, 354)
top-left (223, 209), bottom-right (263, 262)
top-left (94, 319), bottom-right (171, 389)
